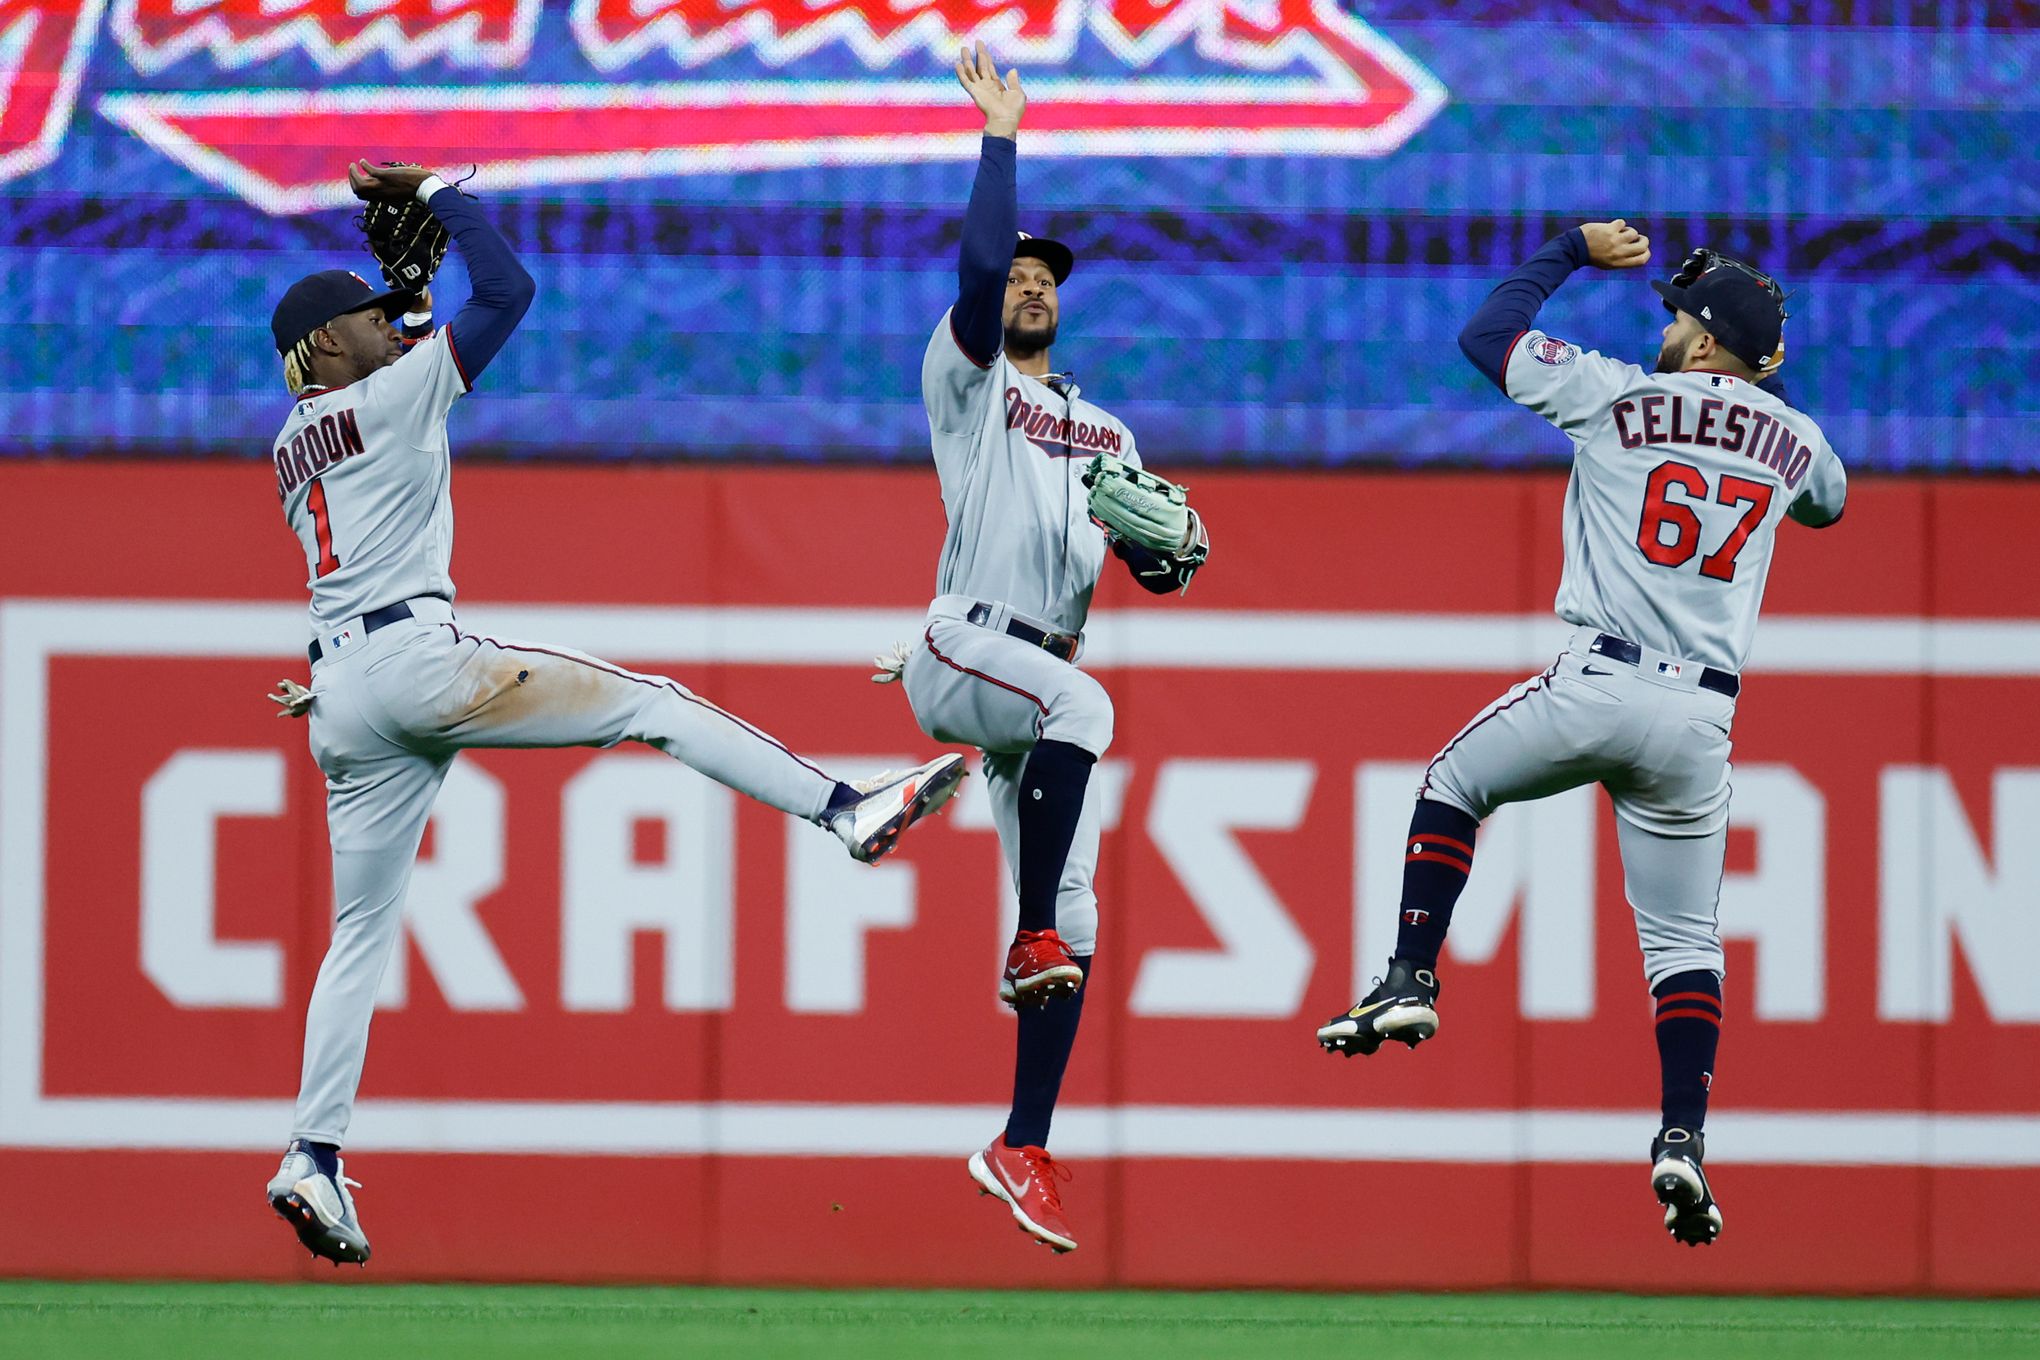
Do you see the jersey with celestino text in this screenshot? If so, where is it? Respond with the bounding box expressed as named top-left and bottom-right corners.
top-left (272, 326), bottom-right (471, 632)
top-left (923, 309), bottom-right (1140, 635)
top-left (1504, 329), bottom-right (1847, 673)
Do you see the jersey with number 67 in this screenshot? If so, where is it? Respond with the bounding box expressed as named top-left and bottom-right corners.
top-left (1505, 330), bottom-right (1846, 673)
top-left (271, 326), bottom-right (470, 632)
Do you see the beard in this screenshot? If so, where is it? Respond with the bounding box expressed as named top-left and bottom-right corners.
top-left (1653, 332), bottom-right (1693, 374)
top-left (1004, 317), bottom-right (1058, 355)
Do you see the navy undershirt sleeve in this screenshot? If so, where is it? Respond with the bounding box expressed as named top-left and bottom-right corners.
top-left (1459, 229), bottom-right (1590, 392)
top-left (1755, 370), bottom-right (1790, 405)
top-left (430, 186), bottom-right (535, 382)
top-left (952, 136), bottom-right (1017, 366)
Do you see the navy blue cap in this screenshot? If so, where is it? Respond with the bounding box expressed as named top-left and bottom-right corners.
top-left (1651, 263), bottom-right (1785, 371)
top-left (1015, 231), bottom-right (1074, 285)
top-left (271, 269), bottom-right (419, 355)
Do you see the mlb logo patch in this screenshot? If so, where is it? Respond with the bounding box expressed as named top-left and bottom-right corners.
top-left (1657, 660), bottom-right (1683, 679)
top-left (1532, 337), bottom-right (1577, 366)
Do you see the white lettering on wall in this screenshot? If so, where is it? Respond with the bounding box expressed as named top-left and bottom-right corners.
top-left (561, 756), bottom-right (733, 1012)
top-left (1880, 767), bottom-right (2040, 1022)
top-left (1129, 760), bottom-right (1316, 1018)
top-left (140, 750), bottom-right (285, 1008)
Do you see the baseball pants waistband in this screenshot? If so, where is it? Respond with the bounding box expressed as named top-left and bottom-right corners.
top-left (930, 595), bottom-right (1082, 663)
top-left (1580, 629), bottom-right (1740, 698)
top-left (308, 594), bottom-right (454, 666)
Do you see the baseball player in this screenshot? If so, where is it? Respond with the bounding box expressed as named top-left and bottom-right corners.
top-left (1316, 224), bottom-right (1844, 1246)
top-left (263, 160), bottom-right (967, 1265)
top-left (879, 45), bottom-right (1210, 1254)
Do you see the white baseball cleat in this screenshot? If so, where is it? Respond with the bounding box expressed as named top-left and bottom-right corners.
top-left (829, 754), bottom-right (968, 863)
top-left (267, 1140), bottom-right (371, 1266)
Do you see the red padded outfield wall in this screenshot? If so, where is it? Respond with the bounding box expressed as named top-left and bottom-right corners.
top-left (0, 463), bottom-right (2034, 1293)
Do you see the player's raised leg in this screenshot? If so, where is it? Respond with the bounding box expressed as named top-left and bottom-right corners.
top-left (1319, 657), bottom-right (1615, 1057)
top-left (387, 621), bottom-right (965, 863)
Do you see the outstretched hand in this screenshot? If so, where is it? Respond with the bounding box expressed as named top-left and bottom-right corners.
top-left (348, 159), bottom-right (435, 203)
top-left (1580, 219), bottom-right (1651, 270)
top-left (954, 40), bottom-right (1024, 139)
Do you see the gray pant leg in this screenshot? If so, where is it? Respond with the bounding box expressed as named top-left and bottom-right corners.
top-left (1421, 658), bottom-right (1616, 820)
top-left (293, 745), bottom-right (450, 1145)
top-left (1617, 816), bottom-right (1729, 986)
top-left (378, 624), bottom-right (836, 820)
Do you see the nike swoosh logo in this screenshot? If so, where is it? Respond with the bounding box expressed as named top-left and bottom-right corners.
top-left (1000, 1168), bottom-right (1032, 1198)
top-left (1582, 665), bottom-right (1613, 676)
top-left (1346, 999), bottom-right (1393, 1019)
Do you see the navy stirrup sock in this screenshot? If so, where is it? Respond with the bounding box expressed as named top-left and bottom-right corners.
top-left (1005, 955), bottom-right (1091, 1149)
top-left (1015, 740), bottom-right (1095, 934)
top-left (304, 1141), bottom-right (340, 1179)
top-left (1393, 799), bottom-right (1481, 968)
top-left (1653, 970), bottom-right (1724, 1131)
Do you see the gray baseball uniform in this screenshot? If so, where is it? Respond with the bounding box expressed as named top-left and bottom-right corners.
top-left (277, 254), bottom-right (841, 1148)
top-left (898, 314), bottom-right (1136, 953)
top-left (1424, 329), bottom-right (1845, 983)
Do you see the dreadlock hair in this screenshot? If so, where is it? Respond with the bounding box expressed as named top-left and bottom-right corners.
top-left (282, 332), bottom-right (321, 396)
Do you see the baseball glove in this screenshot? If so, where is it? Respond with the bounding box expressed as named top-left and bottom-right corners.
top-left (354, 165), bottom-right (449, 294)
top-left (1083, 453), bottom-right (1193, 556)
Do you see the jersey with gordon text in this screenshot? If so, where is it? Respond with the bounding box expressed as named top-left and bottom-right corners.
top-left (272, 327), bottom-right (469, 632)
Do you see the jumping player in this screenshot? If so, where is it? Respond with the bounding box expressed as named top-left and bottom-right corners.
top-left (263, 160), bottom-right (967, 1265)
top-left (882, 45), bottom-right (1210, 1254)
top-left (1316, 224), bottom-right (1844, 1246)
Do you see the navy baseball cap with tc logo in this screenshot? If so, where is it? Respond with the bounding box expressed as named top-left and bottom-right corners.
top-left (271, 269), bottom-right (420, 355)
top-left (1650, 261), bottom-right (1785, 371)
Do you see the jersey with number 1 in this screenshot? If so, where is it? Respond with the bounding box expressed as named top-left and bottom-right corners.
top-left (1505, 330), bottom-right (1847, 673)
top-left (270, 327), bottom-right (470, 633)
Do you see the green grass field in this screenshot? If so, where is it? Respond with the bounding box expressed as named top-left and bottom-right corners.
top-left (2, 1282), bottom-right (2035, 1360)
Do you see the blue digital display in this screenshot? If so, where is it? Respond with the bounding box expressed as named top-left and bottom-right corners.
top-left (3, 2), bottom-right (2032, 469)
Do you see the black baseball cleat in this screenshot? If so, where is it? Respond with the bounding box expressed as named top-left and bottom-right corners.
top-left (1316, 959), bottom-right (1440, 1056)
top-left (1651, 1126), bottom-right (1723, 1246)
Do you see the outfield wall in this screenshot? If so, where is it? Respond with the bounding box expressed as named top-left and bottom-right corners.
top-left (0, 463), bottom-right (2035, 1294)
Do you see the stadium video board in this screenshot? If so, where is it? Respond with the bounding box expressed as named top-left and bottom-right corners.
top-left (1, 2), bottom-right (2031, 468)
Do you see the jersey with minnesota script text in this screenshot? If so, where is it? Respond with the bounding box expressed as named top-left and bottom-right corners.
top-left (924, 310), bottom-right (1138, 635)
top-left (272, 326), bottom-right (469, 632)
top-left (1505, 329), bottom-right (1846, 672)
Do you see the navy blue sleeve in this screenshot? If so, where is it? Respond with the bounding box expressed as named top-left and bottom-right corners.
top-left (1756, 370), bottom-right (1790, 405)
top-left (951, 136), bottom-right (1017, 366)
top-left (429, 185), bottom-right (535, 383)
top-left (1459, 229), bottom-right (1590, 392)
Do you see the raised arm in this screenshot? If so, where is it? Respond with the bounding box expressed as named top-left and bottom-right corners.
top-left (950, 42), bottom-right (1025, 366)
top-left (1459, 220), bottom-right (1650, 391)
top-left (348, 160), bottom-right (536, 383)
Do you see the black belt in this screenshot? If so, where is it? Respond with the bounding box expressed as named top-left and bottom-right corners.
top-left (966, 602), bottom-right (1079, 662)
top-left (1589, 633), bottom-right (1739, 698)
top-left (308, 599), bottom-right (424, 665)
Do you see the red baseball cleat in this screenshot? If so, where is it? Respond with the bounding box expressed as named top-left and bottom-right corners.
top-left (968, 1136), bottom-right (1077, 1253)
top-left (999, 928), bottom-right (1084, 1008)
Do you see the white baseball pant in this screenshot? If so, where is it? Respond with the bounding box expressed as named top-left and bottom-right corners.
top-left (292, 597), bottom-right (837, 1145)
top-left (899, 600), bottom-right (1113, 955)
top-left (1420, 626), bottom-right (1737, 986)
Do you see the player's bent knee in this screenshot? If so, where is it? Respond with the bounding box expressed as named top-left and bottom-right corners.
top-left (1039, 672), bottom-right (1114, 757)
